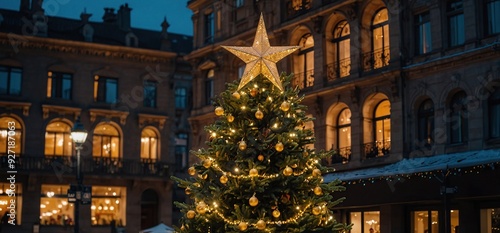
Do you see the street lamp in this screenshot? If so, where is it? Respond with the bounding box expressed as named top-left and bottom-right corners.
top-left (71, 118), bottom-right (87, 233)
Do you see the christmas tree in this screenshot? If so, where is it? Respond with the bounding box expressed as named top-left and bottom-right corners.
top-left (172, 14), bottom-right (348, 233)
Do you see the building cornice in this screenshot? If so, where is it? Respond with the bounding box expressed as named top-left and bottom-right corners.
top-left (138, 113), bottom-right (168, 130)
top-left (0, 100), bottom-right (31, 116)
top-left (0, 33), bottom-right (177, 63)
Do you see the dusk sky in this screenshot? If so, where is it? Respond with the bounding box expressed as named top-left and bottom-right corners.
top-left (0, 0), bottom-right (194, 35)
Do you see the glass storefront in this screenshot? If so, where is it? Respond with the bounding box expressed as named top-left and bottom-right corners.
top-left (0, 183), bottom-right (22, 225)
top-left (350, 211), bottom-right (380, 233)
top-left (40, 184), bottom-right (72, 226)
top-left (91, 186), bottom-right (126, 226)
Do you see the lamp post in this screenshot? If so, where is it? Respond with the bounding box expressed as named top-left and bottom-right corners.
top-left (71, 118), bottom-right (87, 233)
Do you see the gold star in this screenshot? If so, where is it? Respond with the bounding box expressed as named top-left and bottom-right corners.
top-left (222, 14), bottom-right (299, 91)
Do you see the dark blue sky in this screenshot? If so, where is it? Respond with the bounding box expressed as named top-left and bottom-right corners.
top-left (0, 0), bottom-right (193, 35)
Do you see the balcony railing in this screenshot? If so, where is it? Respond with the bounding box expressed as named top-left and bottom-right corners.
top-left (326, 58), bottom-right (351, 81)
top-left (0, 155), bottom-right (172, 178)
top-left (293, 69), bottom-right (314, 89)
top-left (331, 146), bottom-right (351, 164)
top-left (362, 47), bottom-right (390, 72)
top-left (363, 140), bottom-right (391, 159)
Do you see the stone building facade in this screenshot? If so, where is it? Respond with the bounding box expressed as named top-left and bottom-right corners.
top-left (186, 0), bottom-right (500, 232)
top-left (0, 1), bottom-right (192, 233)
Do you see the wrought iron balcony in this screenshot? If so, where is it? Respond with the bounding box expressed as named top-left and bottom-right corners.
top-left (362, 47), bottom-right (390, 72)
top-left (331, 146), bottom-right (351, 164)
top-left (363, 140), bottom-right (391, 159)
top-left (292, 69), bottom-right (314, 89)
top-left (326, 58), bottom-right (351, 82)
top-left (0, 155), bottom-right (172, 178)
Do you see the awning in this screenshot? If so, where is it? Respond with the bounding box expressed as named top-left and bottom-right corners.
top-left (324, 149), bottom-right (500, 183)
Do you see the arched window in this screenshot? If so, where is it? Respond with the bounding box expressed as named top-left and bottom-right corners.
top-left (365, 99), bottom-right (391, 158)
top-left (336, 108), bottom-right (351, 161)
top-left (329, 20), bottom-right (351, 80)
top-left (141, 128), bottom-right (158, 161)
top-left (367, 8), bottom-right (390, 70)
top-left (293, 34), bottom-right (314, 88)
top-left (449, 91), bottom-right (468, 144)
top-left (417, 99), bottom-right (434, 146)
top-left (489, 89), bottom-right (500, 138)
top-left (45, 121), bottom-right (72, 156)
top-left (0, 116), bottom-right (22, 155)
top-left (92, 123), bottom-right (120, 158)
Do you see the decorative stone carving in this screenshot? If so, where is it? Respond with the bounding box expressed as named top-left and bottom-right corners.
top-left (42, 105), bottom-right (81, 120)
top-left (0, 101), bottom-right (31, 116)
top-left (89, 108), bottom-right (129, 125)
top-left (138, 113), bottom-right (168, 129)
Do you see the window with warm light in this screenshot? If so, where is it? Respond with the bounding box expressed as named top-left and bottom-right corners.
top-left (337, 108), bottom-right (351, 160)
top-left (40, 184), bottom-right (72, 226)
top-left (0, 65), bottom-right (22, 96)
top-left (0, 116), bottom-right (22, 155)
top-left (93, 75), bottom-right (118, 104)
top-left (92, 123), bottom-right (120, 158)
top-left (349, 211), bottom-right (380, 233)
top-left (0, 183), bottom-right (22, 225)
top-left (411, 210), bottom-right (439, 233)
top-left (331, 20), bottom-right (351, 79)
top-left (47, 71), bottom-right (72, 99)
top-left (480, 207), bottom-right (500, 233)
top-left (45, 121), bottom-right (73, 156)
top-left (371, 8), bottom-right (390, 69)
top-left (375, 100), bottom-right (391, 145)
top-left (205, 69), bottom-right (215, 105)
top-left (293, 34), bottom-right (314, 88)
top-left (91, 186), bottom-right (126, 226)
top-left (141, 127), bottom-right (158, 161)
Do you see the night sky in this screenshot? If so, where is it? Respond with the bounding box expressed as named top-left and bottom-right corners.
top-left (0, 0), bottom-right (193, 35)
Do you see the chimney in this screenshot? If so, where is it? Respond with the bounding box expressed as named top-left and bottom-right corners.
top-left (80, 9), bottom-right (92, 24)
top-left (102, 8), bottom-right (117, 24)
top-left (117, 4), bottom-right (132, 31)
top-left (160, 17), bottom-right (171, 51)
top-left (31, 0), bottom-right (44, 12)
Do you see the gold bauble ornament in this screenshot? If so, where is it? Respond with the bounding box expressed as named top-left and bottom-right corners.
top-left (314, 186), bottom-right (323, 195)
top-left (283, 166), bottom-right (293, 176)
top-left (280, 101), bottom-right (290, 111)
top-left (249, 168), bottom-right (259, 177)
top-left (215, 106), bottom-right (224, 116)
top-left (203, 159), bottom-right (212, 168)
top-left (257, 154), bottom-right (265, 161)
top-left (291, 163), bottom-right (298, 168)
top-left (220, 175), bottom-right (228, 184)
top-left (250, 88), bottom-right (258, 97)
top-left (312, 168), bottom-right (321, 177)
top-left (256, 220), bottom-right (266, 230)
top-left (196, 201), bottom-right (207, 214)
top-left (272, 209), bottom-right (281, 218)
top-left (239, 141), bottom-right (247, 150)
top-left (188, 167), bottom-right (196, 176)
top-left (181, 225), bottom-right (185, 230)
top-left (227, 114), bottom-right (235, 122)
top-left (312, 206), bottom-right (321, 215)
top-left (249, 195), bottom-right (259, 207)
top-left (185, 187), bottom-right (191, 195)
top-left (186, 210), bottom-right (196, 219)
top-left (303, 151), bottom-right (309, 157)
top-left (194, 182), bottom-right (201, 187)
top-left (255, 110), bottom-right (264, 120)
top-left (238, 222), bottom-right (248, 231)
top-left (233, 91), bottom-right (241, 99)
top-left (275, 142), bottom-right (284, 152)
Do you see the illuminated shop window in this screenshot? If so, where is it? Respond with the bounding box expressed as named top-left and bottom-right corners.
top-left (0, 183), bottom-right (22, 225)
top-left (480, 208), bottom-right (500, 233)
top-left (411, 210), bottom-right (439, 233)
top-left (349, 211), bottom-right (380, 233)
top-left (91, 186), bottom-right (126, 226)
top-left (40, 184), bottom-right (72, 226)
top-left (0, 116), bottom-right (22, 155)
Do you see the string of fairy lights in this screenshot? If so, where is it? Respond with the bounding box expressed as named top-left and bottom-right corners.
top-left (339, 162), bottom-right (500, 186)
